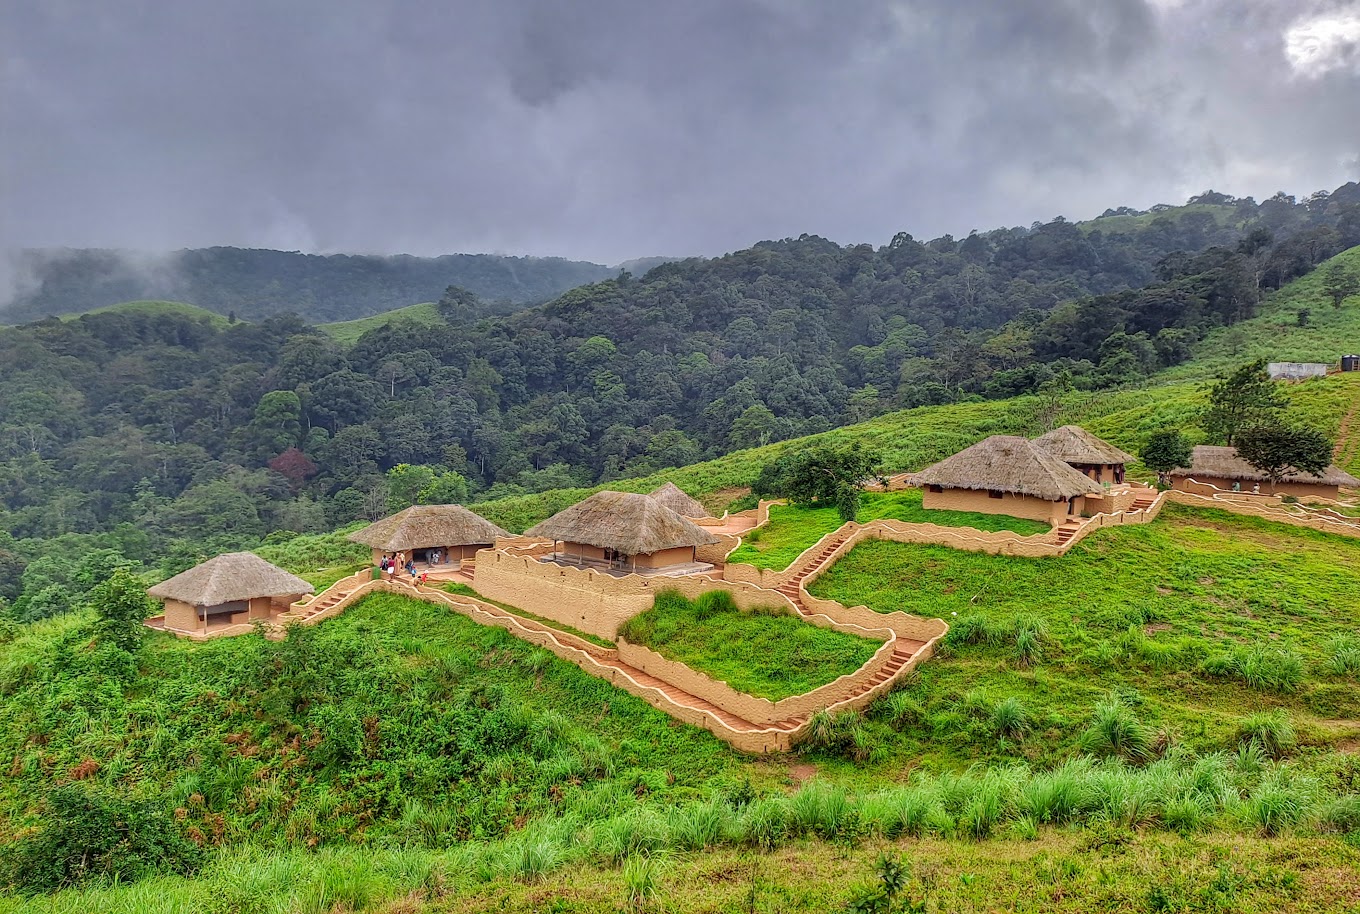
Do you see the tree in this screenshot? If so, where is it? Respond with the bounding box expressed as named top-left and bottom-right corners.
top-left (1202, 360), bottom-right (1287, 446)
top-left (91, 569), bottom-right (155, 653)
top-left (1321, 261), bottom-right (1360, 309)
top-left (762, 442), bottom-right (884, 522)
top-left (1235, 424), bottom-right (1334, 491)
top-left (1139, 428), bottom-right (1192, 488)
top-left (267, 447), bottom-right (318, 492)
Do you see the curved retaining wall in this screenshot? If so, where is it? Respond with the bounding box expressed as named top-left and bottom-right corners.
top-left (1166, 489), bottom-right (1360, 538)
top-left (616, 630), bottom-right (899, 727)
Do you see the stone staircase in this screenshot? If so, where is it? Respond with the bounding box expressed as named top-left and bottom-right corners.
top-left (1130, 489), bottom-right (1158, 512)
top-left (1054, 520), bottom-right (1084, 547)
top-left (276, 574), bottom-right (371, 625)
top-left (774, 532), bottom-right (852, 612)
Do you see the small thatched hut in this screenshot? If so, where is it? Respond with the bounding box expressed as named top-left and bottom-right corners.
top-left (913, 435), bottom-right (1103, 525)
top-left (1168, 445), bottom-right (1360, 499)
top-left (1032, 425), bottom-right (1134, 484)
top-left (148, 552), bottom-right (313, 635)
top-left (648, 481), bottom-right (710, 518)
top-left (526, 490), bottom-right (719, 572)
top-left (347, 504), bottom-right (509, 567)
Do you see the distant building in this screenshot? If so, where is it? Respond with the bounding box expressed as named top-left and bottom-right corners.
top-left (348, 504), bottom-right (509, 567)
top-left (1268, 362), bottom-right (1328, 381)
top-left (912, 435), bottom-right (1103, 526)
top-left (1031, 425), bottom-right (1134, 485)
top-left (1169, 445), bottom-right (1360, 500)
top-left (527, 490), bottom-right (719, 574)
top-left (648, 481), bottom-right (711, 518)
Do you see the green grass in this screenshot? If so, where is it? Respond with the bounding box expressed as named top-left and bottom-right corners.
top-left (1077, 203), bottom-right (1240, 236)
top-left (59, 299), bottom-right (232, 327)
top-left (441, 582), bottom-right (615, 649)
top-left (808, 503), bottom-right (1360, 768)
top-left (1162, 245), bottom-right (1360, 382)
top-left (618, 590), bottom-right (882, 701)
top-left (317, 302), bottom-right (441, 344)
top-left (728, 490), bottom-right (1054, 571)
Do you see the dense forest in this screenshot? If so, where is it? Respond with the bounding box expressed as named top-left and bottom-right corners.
top-left (2, 184), bottom-right (1359, 617)
top-left (2, 247), bottom-right (617, 322)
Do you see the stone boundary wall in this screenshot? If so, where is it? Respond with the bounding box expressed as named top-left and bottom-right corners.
top-left (616, 635), bottom-right (898, 726)
top-left (472, 548), bottom-right (817, 640)
top-left (1166, 490), bottom-right (1360, 539)
top-left (143, 617), bottom-right (257, 641)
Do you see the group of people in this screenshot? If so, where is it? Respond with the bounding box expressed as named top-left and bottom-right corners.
top-left (379, 552), bottom-right (428, 585)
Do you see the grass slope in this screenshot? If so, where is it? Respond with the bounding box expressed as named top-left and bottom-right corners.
top-left (59, 299), bottom-right (231, 327)
top-left (809, 503), bottom-right (1360, 768)
top-left (619, 590), bottom-right (882, 700)
top-left (1077, 203), bottom-right (1241, 235)
top-left (1164, 245), bottom-right (1360, 381)
top-left (729, 489), bottom-right (1053, 571)
top-left (317, 301), bottom-right (441, 344)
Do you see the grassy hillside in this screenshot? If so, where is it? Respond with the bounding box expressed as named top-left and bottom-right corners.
top-left (59, 299), bottom-right (231, 327)
top-left (1164, 245), bottom-right (1360, 381)
top-left (5, 505), bottom-right (1360, 911)
top-left (317, 301), bottom-right (441, 344)
top-left (1078, 203), bottom-right (1240, 235)
top-left (471, 372), bottom-right (1360, 532)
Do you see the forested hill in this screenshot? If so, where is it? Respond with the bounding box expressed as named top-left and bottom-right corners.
top-left (1, 185), bottom-right (1359, 595)
top-left (1, 247), bottom-right (616, 323)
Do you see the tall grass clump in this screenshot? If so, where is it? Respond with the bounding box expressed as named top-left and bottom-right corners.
top-left (1241, 769), bottom-right (1317, 836)
top-left (990, 696), bottom-right (1030, 740)
top-left (1203, 645), bottom-right (1304, 693)
top-left (790, 782), bottom-right (860, 840)
top-left (1326, 637), bottom-right (1360, 677)
top-left (1235, 710), bottom-right (1297, 759)
top-left (621, 853), bottom-right (668, 912)
top-left (1079, 696), bottom-right (1155, 762)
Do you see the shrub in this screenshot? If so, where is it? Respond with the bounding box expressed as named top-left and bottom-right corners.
top-left (1079, 697), bottom-right (1155, 762)
top-left (1326, 638), bottom-right (1360, 677)
top-left (790, 782), bottom-right (859, 840)
top-left (1242, 770), bottom-right (1316, 836)
top-left (875, 690), bottom-right (922, 731)
top-left (0, 785), bottom-right (202, 894)
top-left (1234, 645), bottom-right (1304, 693)
top-left (1235, 710), bottom-right (1296, 759)
top-left (990, 697), bottom-right (1030, 740)
top-left (741, 797), bottom-right (790, 850)
top-left (622, 853), bottom-right (667, 912)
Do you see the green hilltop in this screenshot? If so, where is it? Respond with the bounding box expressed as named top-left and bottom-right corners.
top-left (317, 301), bottom-right (443, 345)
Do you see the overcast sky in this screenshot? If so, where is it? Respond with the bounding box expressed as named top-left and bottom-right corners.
top-left (2, 0), bottom-right (1358, 265)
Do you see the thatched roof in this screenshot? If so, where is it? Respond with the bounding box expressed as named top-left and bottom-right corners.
top-left (347, 504), bottom-right (509, 552)
top-left (648, 481), bottom-right (710, 518)
top-left (1032, 425), bottom-right (1135, 466)
top-left (148, 552), bottom-right (313, 606)
top-left (913, 435), bottom-right (1105, 501)
top-left (1169, 446), bottom-right (1360, 487)
top-left (526, 491), bottom-right (720, 554)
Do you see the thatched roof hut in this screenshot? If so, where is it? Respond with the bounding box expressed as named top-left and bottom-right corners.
top-left (148, 552), bottom-right (313, 606)
top-left (1169, 446), bottom-right (1360, 487)
top-left (347, 504), bottom-right (509, 552)
top-left (914, 435), bottom-right (1104, 500)
top-left (1032, 425), bottom-right (1135, 466)
top-left (648, 482), bottom-right (710, 518)
top-left (527, 491), bottom-right (719, 555)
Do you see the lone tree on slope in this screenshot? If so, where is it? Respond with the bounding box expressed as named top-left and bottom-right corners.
top-left (1202, 359), bottom-right (1288, 447)
top-left (1321, 261), bottom-right (1360, 310)
top-left (755, 442), bottom-right (885, 522)
top-left (1139, 428), bottom-right (1193, 489)
top-left (1234, 423), bottom-right (1334, 492)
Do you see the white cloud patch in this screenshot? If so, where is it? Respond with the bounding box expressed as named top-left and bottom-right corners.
top-left (1285, 10), bottom-right (1360, 77)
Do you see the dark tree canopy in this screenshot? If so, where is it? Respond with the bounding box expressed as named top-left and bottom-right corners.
top-left (1139, 428), bottom-right (1193, 488)
top-left (1235, 424), bottom-right (1335, 488)
top-left (1202, 360), bottom-right (1289, 447)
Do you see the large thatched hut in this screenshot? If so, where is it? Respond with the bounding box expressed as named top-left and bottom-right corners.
top-left (148, 552), bottom-right (313, 635)
top-left (1032, 425), bottom-right (1134, 485)
top-left (526, 490), bottom-right (719, 573)
top-left (348, 504), bottom-right (509, 567)
top-left (1168, 445), bottom-right (1360, 499)
top-left (913, 435), bottom-right (1103, 525)
top-left (648, 481), bottom-right (710, 518)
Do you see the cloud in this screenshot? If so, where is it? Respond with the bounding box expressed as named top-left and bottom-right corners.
top-left (1, 0), bottom-right (1357, 269)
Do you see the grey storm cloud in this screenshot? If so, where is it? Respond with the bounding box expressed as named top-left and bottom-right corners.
top-left (1, 0), bottom-right (1358, 265)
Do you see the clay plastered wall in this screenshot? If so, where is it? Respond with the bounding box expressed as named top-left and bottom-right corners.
top-left (617, 636), bottom-right (898, 726)
top-left (1174, 477), bottom-right (1340, 501)
top-left (162, 600), bottom-right (199, 633)
top-left (923, 487), bottom-right (1066, 525)
top-left (635, 546), bottom-right (695, 568)
top-left (1167, 490), bottom-right (1360, 539)
top-left (1085, 488), bottom-right (1138, 516)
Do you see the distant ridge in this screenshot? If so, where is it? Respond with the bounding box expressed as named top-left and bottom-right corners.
top-left (2, 246), bottom-right (617, 324)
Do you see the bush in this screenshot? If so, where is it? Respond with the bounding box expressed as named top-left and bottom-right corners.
top-left (990, 697), bottom-right (1030, 739)
top-left (1327, 637), bottom-right (1360, 677)
top-left (0, 785), bottom-right (202, 894)
top-left (1235, 710), bottom-right (1296, 759)
top-left (1079, 697), bottom-right (1155, 762)
top-left (1200, 645), bottom-right (1304, 693)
